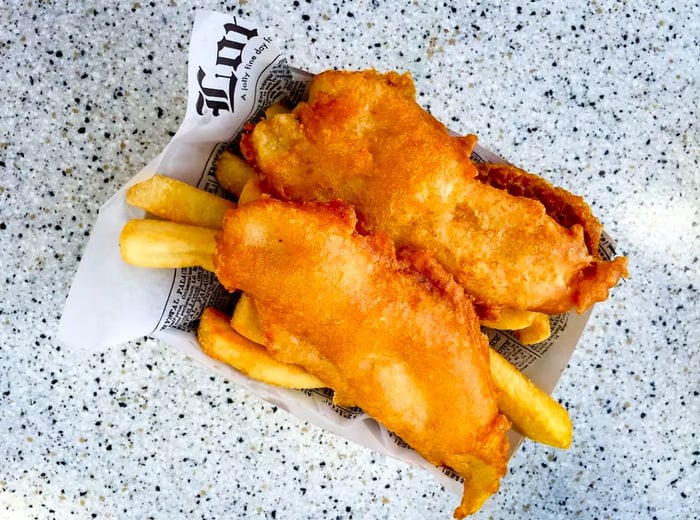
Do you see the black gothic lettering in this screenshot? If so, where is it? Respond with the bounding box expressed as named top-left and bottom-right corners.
top-left (194, 18), bottom-right (260, 117)
top-left (195, 67), bottom-right (231, 116)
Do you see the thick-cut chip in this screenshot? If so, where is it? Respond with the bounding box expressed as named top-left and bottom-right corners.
top-left (265, 101), bottom-right (292, 118)
top-left (231, 292), bottom-right (266, 344)
top-left (488, 350), bottom-right (572, 449)
top-left (514, 313), bottom-right (552, 345)
top-left (238, 178), bottom-right (265, 205)
top-left (126, 174), bottom-right (234, 229)
top-left (198, 307), bottom-right (326, 389)
top-left (215, 150), bottom-right (256, 196)
top-left (481, 308), bottom-right (538, 331)
top-left (119, 219), bottom-right (217, 272)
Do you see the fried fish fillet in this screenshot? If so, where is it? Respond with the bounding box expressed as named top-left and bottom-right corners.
top-left (474, 162), bottom-right (603, 257)
top-left (241, 70), bottom-right (627, 317)
top-left (214, 198), bottom-right (510, 517)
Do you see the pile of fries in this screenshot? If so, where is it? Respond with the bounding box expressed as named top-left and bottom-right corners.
top-left (119, 103), bottom-right (572, 452)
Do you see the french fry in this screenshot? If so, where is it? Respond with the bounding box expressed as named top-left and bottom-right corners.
top-left (514, 312), bottom-right (552, 345)
top-left (215, 150), bottom-right (256, 196)
top-left (264, 101), bottom-right (291, 118)
top-left (488, 349), bottom-right (572, 449)
top-left (198, 307), bottom-right (326, 389)
top-left (119, 219), bottom-right (217, 272)
top-left (481, 308), bottom-right (537, 331)
top-left (231, 292), bottom-right (572, 449)
top-left (482, 309), bottom-right (552, 344)
top-left (126, 174), bottom-right (234, 229)
top-left (231, 292), bottom-right (265, 344)
top-left (237, 177), bottom-right (265, 205)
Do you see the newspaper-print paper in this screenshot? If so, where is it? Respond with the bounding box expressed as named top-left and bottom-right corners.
top-left (58, 9), bottom-right (619, 496)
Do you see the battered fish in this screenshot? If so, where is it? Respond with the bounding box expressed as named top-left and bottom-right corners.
top-left (241, 70), bottom-right (627, 317)
top-left (214, 198), bottom-right (510, 517)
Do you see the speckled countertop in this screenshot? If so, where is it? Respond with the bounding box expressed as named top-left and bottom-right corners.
top-left (1, 2), bottom-right (698, 519)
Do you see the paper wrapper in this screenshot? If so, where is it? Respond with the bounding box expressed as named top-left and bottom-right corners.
top-left (57, 10), bottom-right (620, 496)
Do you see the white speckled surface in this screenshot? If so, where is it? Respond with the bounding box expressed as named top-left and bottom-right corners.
top-left (1, 2), bottom-right (698, 519)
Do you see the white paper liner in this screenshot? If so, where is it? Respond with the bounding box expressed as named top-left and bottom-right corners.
top-left (58, 9), bottom-right (619, 498)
